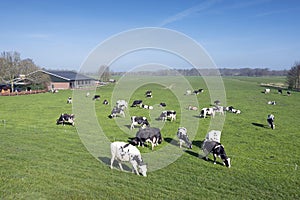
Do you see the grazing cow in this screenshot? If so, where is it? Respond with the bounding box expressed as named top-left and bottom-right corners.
top-left (93, 95), bottom-right (101, 100)
top-left (145, 91), bottom-right (152, 98)
top-left (264, 88), bottom-right (270, 94)
top-left (67, 97), bottom-right (72, 104)
top-left (231, 109), bottom-right (241, 114)
top-left (131, 100), bottom-right (143, 107)
top-left (110, 142), bottom-right (147, 176)
top-left (130, 116), bottom-right (149, 130)
top-left (56, 113), bottom-right (75, 126)
top-left (103, 99), bottom-right (109, 105)
top-left (193, 89), bottom-right (204, 95)
top-left (131, 127), bottom-right (162, 150)
top-left (108, 106), bottom-right (125, 118)
top-left (267, 101), bottom-right (276, 105)
top-left (267, 114), bottom-right (275, 129)
top-left (159, 102), bottom-right (166, 107)
top-left (159, 110), bottom-right (176, 121)
top-left (116, 100), bottom-right (128, 109)
top-left (213, 106), bottom-right (224, 115)
top-left (176, 127), bottom-right (192, 149)
top-left (287, 91), bottom-right (291, 96)
top-left (202, 140), bottom-right (231, 168)
top-left (278, 89), bottom-right (283, 94)
top-left (200, 108), bottom-right (215, 118)
top-left (188, 105), bottom-right (198, 111)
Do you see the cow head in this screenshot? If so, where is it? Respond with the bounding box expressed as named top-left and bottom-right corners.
top-left (138, 163), bottom-right (147, 177)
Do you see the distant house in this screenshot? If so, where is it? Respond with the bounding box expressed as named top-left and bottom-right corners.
top-left (39, 70), bottom-right (96, 90)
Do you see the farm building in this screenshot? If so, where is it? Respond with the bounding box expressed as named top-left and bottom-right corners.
top-left (37, 70), bottom-right (96, 90)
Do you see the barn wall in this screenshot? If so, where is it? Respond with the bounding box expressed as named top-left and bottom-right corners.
top-left (49, 82), bottom-right (69, 90)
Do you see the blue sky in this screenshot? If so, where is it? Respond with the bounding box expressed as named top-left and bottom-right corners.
top-left (0, 0), bottom-right (299, 71)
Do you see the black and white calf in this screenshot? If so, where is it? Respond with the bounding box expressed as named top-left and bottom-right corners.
top-left (108, 106), bottom-right (125, 118)
top-left (110, 141), bottom-right (147, 176)
top-left (278, 89), bottom-right (283, 94)
top-left (202, 140), bottom-right (231, 168)
top-left (177, 127), bottom-right (192, 149)
top-left (145, 90), bottom-right (152, 98)
top-left (131, 127), bottom-right (162, 150)
top-left (200, 108), bottom-right (215, 118)
top-left (267, 101), bottom-right (276, 105)
top-left (159, 110), bottom-right (176, 121)
top-left (67, 97), bottom-right (72, 104)
top-left (131, 100), bottom-right (143, 107)
top-left (193, 89), bottom-right (204, 95)
top-left (130, 116), bottom-right (149, 130)
top-left (267, 114), bottom-right (275, 129)
top-left (159, 102), bottom-right (167, 107)
top-left (56, 113), bottom-right (75, 126)
top-left (92, 95), bottom-right (101, 100)
top-left (103, 99), bottom-right (109, 105)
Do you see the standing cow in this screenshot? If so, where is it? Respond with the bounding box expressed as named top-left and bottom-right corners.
top-left (200, 108), bottom-right (215, 118)
top-left (110, 142), bottom-right (147, 176)
top-left (202, 140), bottom-right (231, 168)
top-left (130, 116), bottom-right (150, 130)
top-left (131, 127), bottom-right (162, 150)
top-left (267, 114), bottom-right (275, 129)
top-left (176, 127), bottom-right (192, 149)
top-left (159, 110), bottom-right (176, 121)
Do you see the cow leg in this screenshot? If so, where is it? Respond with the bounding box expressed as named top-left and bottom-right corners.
top-left (118, 162), bottom-right (124, 171)
top-left (213, 154), bottom-right (217, 164)
top-left (131, 164), bottom-right (140, 176)
top-left (130, 123), bottom-right (134, 130)
top-left (110, 156), bottom-right (115, 169)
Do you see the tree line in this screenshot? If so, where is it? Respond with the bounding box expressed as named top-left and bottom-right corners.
top-left (0, 51), bottom-right (49, 92)
top-left (1, 51), bottom-right (299, 91)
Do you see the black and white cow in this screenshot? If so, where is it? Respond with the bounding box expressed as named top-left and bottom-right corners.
top-left (92, 95), bottom-right (101, 100)
top-left (108, 106), bottom-right (125, 118)
top-left (213, 106), bottom-right (224, 115)
top-left (159, 110), bottom-right (176, 121)
top-left (103, 99), bottom-right (109, 105)
top-left (56, 113), bottom-right (75, 126)
top-left (110, 141), bottom-right (147, 176)
top-left (202, 140), bottom-right (231, 168)
top-left (116, 100), bottom-right (128, 109)
top-left (267, 101), bottom-right (276, 105)
top-left (267, 114), bottom-right (275, 129)
top-left (225, 106), bottom-right (241, 114)
top-left (287, 91), bottom-right (291, 96)
top-left (264, 88), bottom-right (270, 94)
top-left (278, 89), bottom-right (283, 94)
top-left (177, 127), bottom-right (192, 149)
top-left (131, 100), bottom-right (143, 107)
top-left (131, 127), bottom-right (162, 150)
top-left (140, 104), bottom-right (153, 110)
top-left (145, 90), bottom-right (152, 98)
top-left (130, 116), bottom-right (150, 130)
top-left (160, 102), bottom-right (166, 107)
top-left (67, 97), bottom-right (72, 104)
top-left (193, 89), bottom-right (204, 95)
top-left (200, 108), bottom-right (215, 118)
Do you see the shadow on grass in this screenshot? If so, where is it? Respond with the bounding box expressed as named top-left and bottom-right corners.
top-left (252, 122), bottom-right (267, 128)
top-left (98, 157), bottom-right (132, 171)
top-left (164, 137), bottom-right (179, 147)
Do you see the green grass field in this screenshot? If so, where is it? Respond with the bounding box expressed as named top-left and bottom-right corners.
top-left (0, 76), bottom-right (299, 199)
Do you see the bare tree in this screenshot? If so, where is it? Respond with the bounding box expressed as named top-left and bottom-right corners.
top-left (0, 51), bottom-right (22, 92)
top-left (286, 63), bottom-right (300, 90)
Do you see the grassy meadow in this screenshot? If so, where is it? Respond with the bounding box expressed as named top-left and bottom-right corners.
top-left (0, 76), bottom-right (299, 199)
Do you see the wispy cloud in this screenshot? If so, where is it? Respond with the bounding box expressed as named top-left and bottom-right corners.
top-left (159, 0), bottom-right (220, 27)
